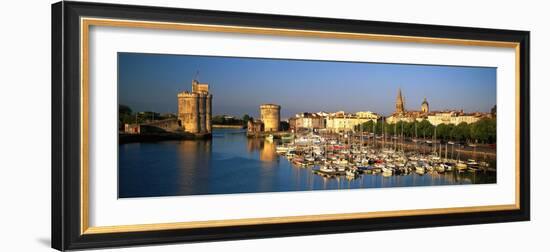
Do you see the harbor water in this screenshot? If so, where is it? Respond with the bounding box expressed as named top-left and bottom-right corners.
top-left (119, 128), bottom-right (496, 198)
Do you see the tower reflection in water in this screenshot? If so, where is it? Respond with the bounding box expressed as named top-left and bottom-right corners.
top-left (247, 138), bottom-right (278, 162)
top-left (176, 140), bottom-right (212, 196)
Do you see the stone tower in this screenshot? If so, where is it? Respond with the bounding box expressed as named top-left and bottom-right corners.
top-left (178, 92), bottom-right (200, 133)
top-left (177, 80), bottom-right (212, 134)
top-left (260, 104), bottom-right (281, 132)
top-left (421, 97), bottom-right (429, 114)
top-left (395, 88), bottom-right (405, 115)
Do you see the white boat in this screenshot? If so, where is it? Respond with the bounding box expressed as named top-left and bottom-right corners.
top-left (281, 134), bottom-right (294, 141)
top-left (381, 167), bottom-right (393, 174)
top-left (335, 159), bottom-right (349, 165)
top-left (442, 163), bottom-right (453, 171)
top-left (346, 169), bottom-right (358, 177)
top-left (275, 145), bottom-right (296, 154)
top-left (425, 164), bottom-right (434, 172)
top-left (415, 166), bottom-right (425, 174)
top-left (382, 170), bottom-right (393, 177)
top-left (319, 165), bottom-right (334, 173)
top-left (467, 159), bottom-right (479, 168)
top-left (285, 151), bottom-right (296, 158)
top-left (335, 166), bottom-right (347, 172)
top-left (265, 134), bottom-right (274, 142)
top-left (275, 146), bottom-right (288, 153)
top-left (456, 162), bottom-right (468, 172)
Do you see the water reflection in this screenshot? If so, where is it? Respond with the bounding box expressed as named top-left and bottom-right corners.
top-left (118, 128), bottom-right (495, 198)
top-left (176, 140), bottom-right (212, 196)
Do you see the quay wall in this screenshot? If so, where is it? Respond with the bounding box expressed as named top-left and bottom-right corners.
top-left (212, 124), bottom-right (245, 129)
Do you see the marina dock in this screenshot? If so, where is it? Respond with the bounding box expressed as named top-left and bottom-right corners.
top-left (273, 131), bottom-right (496, 180)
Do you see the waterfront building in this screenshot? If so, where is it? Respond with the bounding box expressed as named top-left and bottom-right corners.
top-left (325, 112), bottom-right (380, 133)
top-left (124, 124), bottom-right (141, 134)
top-left (288, 111), bottom-right (379, 132)
top-left (288, 117), bottom-right (297, 131)
top-left (386, 88), bottom-right (488, 125)
top-left (426, 111), bottom-right (487, 125)
top-left (177, 79), bottom-right (213, 134)
top-left (355, 111), bottom-right (380, 120)
top-left (247, 119), bottom-right (264, 133)
top-left (293, 112), bottom-right (326, 130)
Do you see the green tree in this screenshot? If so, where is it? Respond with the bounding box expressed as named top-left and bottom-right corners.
top-left (417, 119), bottom-right (433, 139)
top-left (385, 122), bottom-right (395, 136)
top-left (361, 120), bottom-right (375, 133)
top-left (403, 121), bottom-right (415, 138)
top-left (280, 121), bottom-right (290, 131)
top-left (470, 118), bottom-right (496, 143)
top-left (118, 104), bottom-right (134, 126)
top-left (375, 121), bottom-right (383, 135)
top-left (119, 104), bottom-right (132, 115)
top-left (139, 111), bottom-right (160, 122)
top-left (436, 123), bottom-right (453, 140)
top-left (451, 122), bottom-right (470, 142)
top-left (212, 115), bottom-right (226, 125)
top-left (242, 114), bottom-right (251, 125)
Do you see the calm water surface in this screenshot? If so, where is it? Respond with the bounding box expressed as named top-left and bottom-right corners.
top-left (119, 128), bottom-right (495, 198)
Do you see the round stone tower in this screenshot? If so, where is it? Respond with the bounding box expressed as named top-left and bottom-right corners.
top-left (177, 92), bottom-right (200, 134)
top-left (260, 104), bottom-right (281, 132)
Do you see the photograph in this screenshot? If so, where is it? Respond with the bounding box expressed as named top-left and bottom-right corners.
top-left (118, 53), bottom-right (497, 198)
top-left (47, 1), bottom-right (533, 250)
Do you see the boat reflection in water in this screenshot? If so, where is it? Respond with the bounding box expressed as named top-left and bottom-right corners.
top-left (118, 128), bottom-right (495, 198)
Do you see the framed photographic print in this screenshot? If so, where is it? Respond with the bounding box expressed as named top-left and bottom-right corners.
top-left (52, 1), bottom-right (530, 251)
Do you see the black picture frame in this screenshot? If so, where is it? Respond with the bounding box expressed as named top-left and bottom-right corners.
top-left (52, 1), bottom-right (530, 251)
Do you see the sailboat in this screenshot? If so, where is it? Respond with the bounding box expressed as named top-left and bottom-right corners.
top-left (412, 122), bottom-right (418, 143)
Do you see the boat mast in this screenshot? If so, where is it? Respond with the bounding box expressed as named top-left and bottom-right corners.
top-left (382, 117), bottom-right (386, 149)
top-left (372, 120), bottom-right (376, 148)
top-left (394, 122), bottom-right (397, 151)
top-left (433, 126), bottom-right (437, 154)
top-left (401, 122), bottom-right (404, 152)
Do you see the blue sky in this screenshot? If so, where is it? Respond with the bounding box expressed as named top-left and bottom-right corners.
top-left (118, 53), bottom-right (496, 119)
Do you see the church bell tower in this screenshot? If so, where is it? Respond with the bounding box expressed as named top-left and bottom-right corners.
top-left (395, 88), bottom-right (405, 115)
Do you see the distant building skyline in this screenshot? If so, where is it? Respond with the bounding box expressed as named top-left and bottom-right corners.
top-left (118, 53), bottom-right (496, 119)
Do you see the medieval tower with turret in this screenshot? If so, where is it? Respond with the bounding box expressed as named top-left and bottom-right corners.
top-left (177, 80), bottom-right (213, 134)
